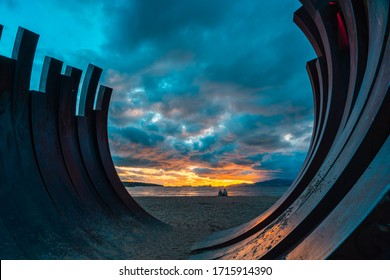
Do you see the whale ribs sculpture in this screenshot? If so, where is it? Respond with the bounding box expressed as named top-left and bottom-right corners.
top-left (0, 25), bottom-right (164, 259)
top-left (0, 0), bottom-right (389, 259)
top-left (190, 0), bottom-right (390, 260)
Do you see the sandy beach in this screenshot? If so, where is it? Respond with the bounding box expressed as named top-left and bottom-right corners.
top-left (130, 196), bottom-right (280, 259)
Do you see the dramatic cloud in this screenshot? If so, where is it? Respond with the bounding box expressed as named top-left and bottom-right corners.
top-left (1, 0), bottom-right (316, 186)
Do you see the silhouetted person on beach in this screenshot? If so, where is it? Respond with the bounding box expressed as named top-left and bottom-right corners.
top-left (218, 189), bottom-right (223, 196)
top-left (222, 188), bottom-right (228, 196)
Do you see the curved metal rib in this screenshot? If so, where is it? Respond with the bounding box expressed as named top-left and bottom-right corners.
top-left (191, 0), bottom-right (390, 259)
top-left (0, 28), bottom-right (163, 259)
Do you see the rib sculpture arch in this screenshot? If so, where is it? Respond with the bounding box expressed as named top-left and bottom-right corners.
top-left (0, 0), bottom-right (389, 259)
top-left (0, 27), bottom-right (164, 259)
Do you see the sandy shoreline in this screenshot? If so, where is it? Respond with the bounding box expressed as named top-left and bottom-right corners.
top-left (130, 196), bottom-right (280, 259)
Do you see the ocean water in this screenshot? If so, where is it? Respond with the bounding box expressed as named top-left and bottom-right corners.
top-left (126, 186), bottom-right (289, 197)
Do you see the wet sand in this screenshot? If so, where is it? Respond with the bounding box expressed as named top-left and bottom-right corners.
top-left (130, 196), bottom-right (280, 259)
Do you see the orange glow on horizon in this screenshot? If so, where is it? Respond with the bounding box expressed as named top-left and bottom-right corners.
top-left (116, 165), bottom-right (268, 187)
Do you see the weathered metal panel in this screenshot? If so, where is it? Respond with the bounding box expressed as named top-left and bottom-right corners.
top-left (191, 0), bottom-right (390, 259)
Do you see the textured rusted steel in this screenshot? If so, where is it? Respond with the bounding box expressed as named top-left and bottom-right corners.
top-left (93, 86), bottom-right (158, 222)
top-left (75, 65), bottom-right (157, 225)
top-left (0, 28), bottom-right (163, 259)
top-left (1, 28), bottom-right (89, 258)
top-left (191, 0), bottom-right (389, 259)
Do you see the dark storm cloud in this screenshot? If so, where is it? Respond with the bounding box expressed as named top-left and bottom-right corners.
top-left (0, 0), bottom-right (315, 184)
top-left (189, 152), bottom-right (221, 168)
top-left (111, 126), bottom-right (165, 147)
top-left (103, 0), bottom-right (230, 52)
top-left (251, 151), bottom-right (308, 179)
top-left (96, 0), bottom-right (315, 181)
top-left (112, 155), bottom-right (165, 169)
top-left (99, 0), bottom-right (314, 85)
top-left (242, 135), bottom-right (285, 148)
top-left (193, 168), bottom-right (214, 175)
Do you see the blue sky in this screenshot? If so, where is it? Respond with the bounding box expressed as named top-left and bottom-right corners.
top-left (0, 0), bottom-right (316, 186)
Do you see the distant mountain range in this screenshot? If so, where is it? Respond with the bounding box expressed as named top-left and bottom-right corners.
top-left (122, 181), bottom-right (163, 188)
top-left (253, 178), bottom-right (293, 187)
top-left (229, 178), bottom-right (293, 188)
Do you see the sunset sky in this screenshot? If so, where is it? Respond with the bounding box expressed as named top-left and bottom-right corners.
top-left (0, 0), bottom-right (315, 186)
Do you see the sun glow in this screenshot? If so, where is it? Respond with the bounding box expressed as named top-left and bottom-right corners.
top-left (116, 165), bottom-right (257, 187)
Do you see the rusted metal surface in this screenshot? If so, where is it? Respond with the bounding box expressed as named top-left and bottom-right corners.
top-left (0, 27), bottom-right (164, 259)
top-left (286, 139), bottom-right (390, 259)
top-left (191, 0), bottom-right (389, 259)
top-left (93, 86), bottom-right (157, 222)
top-left (1, 28), bottom-right (89, 258)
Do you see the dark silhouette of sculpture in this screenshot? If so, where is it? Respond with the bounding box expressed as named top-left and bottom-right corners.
top-left (0, 26), bottom-right (163, 259)
top-left (190, 0), bottom-right (389, 260)
top-left (0, 0), bottom-right (389, 259)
